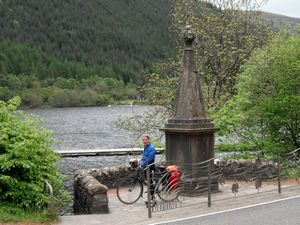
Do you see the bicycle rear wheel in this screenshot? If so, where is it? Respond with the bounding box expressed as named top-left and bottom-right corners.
top-left (156, 172), bottom-right (180, 202)
top-left (116, 178), bottom-right (143, 205)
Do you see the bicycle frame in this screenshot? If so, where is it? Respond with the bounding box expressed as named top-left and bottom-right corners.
top-left (117, 161), bottom-right (177, 206)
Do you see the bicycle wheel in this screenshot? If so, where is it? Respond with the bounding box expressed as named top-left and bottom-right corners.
top-left (156, 172), bottom-right (180, 202)
top-left (116, 178), bottom-right (143, 205)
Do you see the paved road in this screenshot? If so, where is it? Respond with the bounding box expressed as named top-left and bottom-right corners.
top-left (152, 196), bottom-right (300, 225)
top-left (60, 186), bottom-right (300, 225)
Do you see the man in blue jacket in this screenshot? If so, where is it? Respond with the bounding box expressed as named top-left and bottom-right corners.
top-left (140, 135), bottom-right (156, 203)
top-left (140, 135), bottom-right (156, 169)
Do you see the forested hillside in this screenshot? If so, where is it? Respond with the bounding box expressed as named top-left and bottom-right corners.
top-left (0, 41), bottom-right (138, 108)
top-left (258, 11), bottom-right (300, 33)
top-left (0, 0), bottom-right (175, 83)
top-left (0, 0), bottom-right (299, 108)
top-left (0, 41), bottom-right (100, 80)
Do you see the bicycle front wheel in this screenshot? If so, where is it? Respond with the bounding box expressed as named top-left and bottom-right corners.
top-left (116, 178), bottom-right (143, 205)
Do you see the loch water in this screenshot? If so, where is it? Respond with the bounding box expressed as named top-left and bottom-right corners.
top-left (23, 105), bottom-right (152, 150)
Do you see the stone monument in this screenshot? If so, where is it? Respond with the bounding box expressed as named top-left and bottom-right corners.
top-left (160, 26), bottom-right (219, 195)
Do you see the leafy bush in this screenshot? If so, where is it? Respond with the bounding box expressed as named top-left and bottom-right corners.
top-left (215, 142), bottom-right (256, 153)
top-left (0, 87), bottom-right (17, 102)
top-left (0, 74), bottom-right (138, 108)
top-left (0, 97), bottom-right (65, 210)
top-left (213, 33), bottom-right (300, 155)
top-left (47, 88), bottom-right (70, 108)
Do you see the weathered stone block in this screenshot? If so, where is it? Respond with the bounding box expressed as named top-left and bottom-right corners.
top-left (74, 171), bottom-right (109, 214)
top-left (89, 194), bottom-right (109, 214)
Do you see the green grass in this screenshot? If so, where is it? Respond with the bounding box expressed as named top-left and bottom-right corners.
top-left (0, 205), bottom-right (59, 224)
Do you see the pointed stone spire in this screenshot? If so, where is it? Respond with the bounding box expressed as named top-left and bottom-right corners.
top-left (173, 26), bottom-right (207, 120)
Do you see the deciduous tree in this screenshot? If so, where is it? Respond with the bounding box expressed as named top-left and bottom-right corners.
top-left (213, 33), bottom-right (300, 154)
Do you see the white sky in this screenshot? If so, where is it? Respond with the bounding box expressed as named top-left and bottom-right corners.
top-left (261, 0), bottom-right (300, 18)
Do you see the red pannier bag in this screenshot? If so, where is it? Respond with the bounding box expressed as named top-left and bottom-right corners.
top-left (166, 165), bottom-right (182, 190)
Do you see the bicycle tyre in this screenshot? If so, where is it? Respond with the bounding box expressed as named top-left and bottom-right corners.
top-left (156, 172), bottom-right (180, 202)
top-left (116, 178), bottom-right (143, 205)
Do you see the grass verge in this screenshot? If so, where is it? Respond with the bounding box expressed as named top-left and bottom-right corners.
top-left (0, 205), bottom-right (59, 225)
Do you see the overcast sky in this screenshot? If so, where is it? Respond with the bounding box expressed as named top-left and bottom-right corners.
top-left (261, 0), bottom-right (300, 18)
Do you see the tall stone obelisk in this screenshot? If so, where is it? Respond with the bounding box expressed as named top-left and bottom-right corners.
top-left (160, 26), bottom-right (218, 194)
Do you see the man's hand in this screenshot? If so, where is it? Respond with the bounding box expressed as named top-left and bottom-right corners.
top-left (136, 159), bottom-right (141, 167)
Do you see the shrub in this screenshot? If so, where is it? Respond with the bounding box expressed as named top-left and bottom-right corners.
top-left (0, 97), bottom-right (65, 210)
top-left (79, 88), bottom-right (98, 106)
top-left (47, 88), bottom-right (70, 107)
top-left (0, 87), bottom-right (17, 102)
top-left (213, 33), bottom-right (300, 155)
top-left (21, 90), bottom-right (44, 108)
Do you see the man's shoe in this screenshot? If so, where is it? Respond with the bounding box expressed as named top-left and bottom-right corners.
top-left (145, 200), bottom-right (156, 207)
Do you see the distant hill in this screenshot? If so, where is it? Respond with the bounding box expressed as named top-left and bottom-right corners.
top-left (258, 11), bottom-right (300, 33)
top-left (0, 0), bottom-right (176, 83)
top-left (0, 0), bottom-right (298, 84)
top-left (1, 1), bottom-right (299, 108)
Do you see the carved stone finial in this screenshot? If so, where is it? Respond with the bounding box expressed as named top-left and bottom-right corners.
top-left (182, 25), bottom-right (195, 47)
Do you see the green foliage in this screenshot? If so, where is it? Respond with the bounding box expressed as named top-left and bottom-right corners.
top-left (47, 88), bottom-right (71, 108)
top-left (0, 41), bottom-right (139, 108)
top-left (118, 0), bottom-right (274, 137)
top-left (0, 86), bottom-right (17, 102)
top-left (213, 33), bottom-right (300, 155)
top-left (171, 0), bottom-right (273, 108)
top-left (142, 72), bottom-right (178, 110)
top-left (216, 142), bottom-right (256, 152)
top-left (149, 137), bottom-right (165, 149)
top-left (0, 41), bottom-right (102, 80)
top-left (0, 0), bottom-right (176, 83)
top-left (280, 167), bottom-right (300, 179)
top-left (0, 204), bottom-right (58, 223)
top-left (141, 0), bottom-right (273, 111)
top-left (36, 77), bottom-right (137, 108)
top-left (0, 97), bottom-right (66, 210)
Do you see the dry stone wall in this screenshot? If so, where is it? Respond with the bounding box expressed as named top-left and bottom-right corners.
top-left (74, 171), bottom-right (109, 214)
top-left (215, 159), bottom-right (278, 181)
top-left (73, 160), bottom-right (277, 214)
top-left (73, 165), bottom-right (135, 214)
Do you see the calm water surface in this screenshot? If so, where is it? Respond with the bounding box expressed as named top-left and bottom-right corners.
top-left (23, 105), bottom-right (151, 150)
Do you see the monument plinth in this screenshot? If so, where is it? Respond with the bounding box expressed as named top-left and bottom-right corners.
top-left (160, 26), bottom-right (219, 195)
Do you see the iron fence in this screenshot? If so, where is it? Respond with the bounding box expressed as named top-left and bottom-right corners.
top-left (145, 149), bottom-right (300, 218)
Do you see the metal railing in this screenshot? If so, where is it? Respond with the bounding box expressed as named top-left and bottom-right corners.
top-left (145, 150), bottom-right (300, 218)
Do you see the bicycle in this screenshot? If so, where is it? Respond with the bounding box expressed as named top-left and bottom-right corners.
top-left (116, 159), bottom-right (181, 205)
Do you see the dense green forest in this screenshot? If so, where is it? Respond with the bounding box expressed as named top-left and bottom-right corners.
top-left (0, 0), bottom-right (175, 107)
top-left (0, 0), bottom-right (175, 83)
top-left (0, 0), bottom-right (299, 108)
top-left (0, 41), bottom-right (138, 108)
